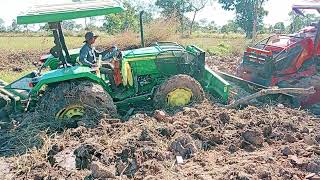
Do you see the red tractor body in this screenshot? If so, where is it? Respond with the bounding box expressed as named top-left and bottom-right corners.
top-left (236, 4), bottom-right (320, 110)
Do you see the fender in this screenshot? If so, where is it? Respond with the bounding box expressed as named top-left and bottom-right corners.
top-left (30, 66), bottom-right (113, 97)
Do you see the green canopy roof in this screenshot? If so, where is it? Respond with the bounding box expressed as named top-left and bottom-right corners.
top-left (17, 0), bottom-right (124, 24)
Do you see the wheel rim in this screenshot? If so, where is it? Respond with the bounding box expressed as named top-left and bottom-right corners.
top-left (167, 88), bottom-right (193, 107)
top-left (56, 105), bottom-right (85, 119)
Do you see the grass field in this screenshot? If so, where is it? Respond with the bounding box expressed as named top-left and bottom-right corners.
top-left (0, 33), bottom-right (249, 82)
top-left (0, 32), bottom-right (248, 52)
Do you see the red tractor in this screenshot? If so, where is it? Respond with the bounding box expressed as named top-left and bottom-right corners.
top-left (236, 4), bottom-right (320, 113)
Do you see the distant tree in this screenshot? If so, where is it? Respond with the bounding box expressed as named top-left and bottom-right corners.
top-left (85, 17), bottom-right (98, 30)
top-left (218, 0), bottom-right (268, 39)
top-left (72, 0), bottom-right (90, 29)
top-left (198, 19), bottom-right (218, 32)
top-left (130, 0), bottom-right (155, 24)
top-left (129, 0), bottom-right (156, 19)
top-left (155, 0), bottom-right (193, 34)
top-left (103, 2), bottom-right (140, 34)
top-left (273, 22), bottom-right (285, 33)
top-left (206, 21), bottom-right (219, 32)
top-left (39, 23), bottom-right (50, 31)
top-left (0, 18), bottom-right (5, 32)
top-left (220, 20), bottom-right (239, 33)
top-left (288, 11), bottom-right (319, 33)
top-left (8, 19), bottom-right (21, 32)
top-left (189, 0), bottom-right (209, 35)
top-left (62, 20), bottom-right (82, 31)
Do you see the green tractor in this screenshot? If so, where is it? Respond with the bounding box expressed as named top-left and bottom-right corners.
top-left (0, 1), bottom-right (230, 124)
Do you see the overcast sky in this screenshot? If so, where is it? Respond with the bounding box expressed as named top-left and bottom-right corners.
top-left (0, 0), bottom-right (312, 27)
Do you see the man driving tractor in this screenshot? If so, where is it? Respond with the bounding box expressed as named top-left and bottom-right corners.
top-left (80, 31), bottom-right (118, 67)
top-left (80, 31), bottom-right (120, 90)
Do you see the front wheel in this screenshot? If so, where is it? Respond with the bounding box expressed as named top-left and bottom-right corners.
top-left (153, 74), bottom-right (204, 109)
top-left (36, 80), bottom-right (117, 127)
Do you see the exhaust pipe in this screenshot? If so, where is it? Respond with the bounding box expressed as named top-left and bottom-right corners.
top-left (139, 11), bottom-right (145, 48)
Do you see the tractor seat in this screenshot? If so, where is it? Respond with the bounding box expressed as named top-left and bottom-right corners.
top-left (121, 61), bottom-right (133, 86)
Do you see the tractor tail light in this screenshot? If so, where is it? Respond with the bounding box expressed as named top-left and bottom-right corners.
top-left (39, 54), bottom-right (50, 63)
top-left (28, 82), bottom-right (33, 88)
top-left (39, 55), bottom-right (46, 63)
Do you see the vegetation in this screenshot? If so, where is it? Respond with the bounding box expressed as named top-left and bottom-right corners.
top-left (1, 1), bottom-right (318, 38)
top-left (218, 0), bottom-right (268, 39)
top-left (288, 12), bottom-right (319, 33)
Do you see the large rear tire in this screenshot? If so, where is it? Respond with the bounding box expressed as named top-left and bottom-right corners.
top-left (0, 94), bottom-right (11, 122)
top-left (153, 74), bottom-right (204, 109)
top-left (36, 80), bottom-right (117, 127)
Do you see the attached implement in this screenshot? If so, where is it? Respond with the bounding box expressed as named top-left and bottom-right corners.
top-left (232, 4), bottom-right (320, 113)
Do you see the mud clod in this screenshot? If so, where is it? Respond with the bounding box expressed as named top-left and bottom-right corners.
top-left (242, 130), bottom-right (264, 147)
top-left (219, 112), bottom-right (230, 124)
top-left (281, 146), bottom-right (293, 156)
top-left (170, 135), bottom-right (198, 159)
top-left (74, 144), bottom-right (96, 170)
top-left (285, 133), bottom-right (297, 143)
top-left (90, 161), bottom-right (116, 179)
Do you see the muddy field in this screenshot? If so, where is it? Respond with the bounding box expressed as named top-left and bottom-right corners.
top-left (206, 56), bottom-right (241, 75)
top-left (1, 102), bottom-right (320, 179)
top-left (0, 50), bottom-right (320, 179)
top-left (0, 49), bottom-right (42, 71)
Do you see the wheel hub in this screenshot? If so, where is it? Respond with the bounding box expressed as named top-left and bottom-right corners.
top-left (56, 105), bottom-right (85, 119)
top-left (167, 88), bottom-right (193, 107)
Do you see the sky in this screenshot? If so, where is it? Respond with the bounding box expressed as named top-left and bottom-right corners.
top-left (0, 0), bottom-right (312, 27)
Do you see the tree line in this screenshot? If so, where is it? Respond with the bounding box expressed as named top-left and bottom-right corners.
top-left (0, 0), bottom-right (318, 38)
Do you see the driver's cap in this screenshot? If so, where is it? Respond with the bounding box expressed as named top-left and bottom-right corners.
top-left (84, 32), bottom-right (98, 42)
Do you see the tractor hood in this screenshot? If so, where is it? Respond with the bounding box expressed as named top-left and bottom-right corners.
top-left (17, 0), bottom-right (124, 24)
top-left (122, 43), bottom-right (186, 59)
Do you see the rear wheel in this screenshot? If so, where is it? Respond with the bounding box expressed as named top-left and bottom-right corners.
top-left (153, 74), bottom-right (204, 109)
top-left (36, 80), bottom-right (117, 127)
top-left (0, 93), bottom-right (11, 118)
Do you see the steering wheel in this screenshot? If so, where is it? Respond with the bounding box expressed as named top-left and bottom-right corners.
top-left (50, 46), bottom-right (61, 58)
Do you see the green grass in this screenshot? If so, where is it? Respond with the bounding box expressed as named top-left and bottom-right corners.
top-left (0, 34), bottom-right (115, 51)
top-left (0, 33), bottom-right (248, 52)
top-left (175, 35), bottom-right (248, 56)
top-left (0, 36), bottom-right (85, 50)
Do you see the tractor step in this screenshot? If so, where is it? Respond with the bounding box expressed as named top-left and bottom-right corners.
top-left (0, 79), bottom-right (8, 87)
top-left (0, 79), bottom-right (22, 113)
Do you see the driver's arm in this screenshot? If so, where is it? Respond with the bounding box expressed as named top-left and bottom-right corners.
top-left (79, 46), bottom-right (94, 67)
top-left (102, 46), bottom-right (118, 61)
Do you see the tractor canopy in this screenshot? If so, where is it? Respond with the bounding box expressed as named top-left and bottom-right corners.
top-left (17, 0), bottom-right (124, 24)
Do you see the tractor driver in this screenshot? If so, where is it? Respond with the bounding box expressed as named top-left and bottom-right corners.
top-left (79, 31), bottom-right (118, 67)
top-left (80, 31), bottom-right (119, 90)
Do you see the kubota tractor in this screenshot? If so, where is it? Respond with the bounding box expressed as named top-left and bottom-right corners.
top-left (236, 4), bottom-right (320, 113)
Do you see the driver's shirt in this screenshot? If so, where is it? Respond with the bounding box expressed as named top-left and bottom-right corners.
top-left (79, 43), bottom-right (96, 67)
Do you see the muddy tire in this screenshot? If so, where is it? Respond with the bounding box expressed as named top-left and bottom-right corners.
top-left (36, 80), bottom-right (117, 127)
top-left (153, 74), bottom-right (204, 108)
top-left (0, 94), bottom-right (11, 122)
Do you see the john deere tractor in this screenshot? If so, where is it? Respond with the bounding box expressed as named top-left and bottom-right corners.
top-left (0, 1), bottom-right (230, 124)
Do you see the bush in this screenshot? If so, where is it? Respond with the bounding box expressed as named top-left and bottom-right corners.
top-left (144, 18), bottom-right (178, 45)
top-left (98, 18), bottom-right (179, 50)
